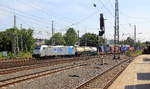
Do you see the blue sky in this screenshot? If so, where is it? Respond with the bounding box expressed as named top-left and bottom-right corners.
top-left (0, 0), bottom-right (150, 41)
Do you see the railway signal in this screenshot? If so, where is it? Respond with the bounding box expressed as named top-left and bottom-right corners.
top-left (99, 13), bottom-right (105, 36)
top-left (99, 30), bottom-right (104, 36)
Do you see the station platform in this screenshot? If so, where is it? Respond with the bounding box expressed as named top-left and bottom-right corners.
top-left (108, 55), bottom-right (150, 89)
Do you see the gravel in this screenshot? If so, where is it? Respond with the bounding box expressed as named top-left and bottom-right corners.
top-left (0, 55), bottom-right (131, 89)
top-left (78, 59), bottom-right (130, 89)
top-left (0, 56), bottom-right (91, 69)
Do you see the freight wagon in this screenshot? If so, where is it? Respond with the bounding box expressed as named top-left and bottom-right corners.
top-left (75, 46), bottom-right (97, 56)
top-left (33, 45), bottom-right (141, 58)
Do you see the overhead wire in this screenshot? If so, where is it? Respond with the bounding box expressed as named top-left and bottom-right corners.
top-left (10, 0), bottom-right (103, 31)
top-left (1, 0), bottom-right (133, 37)
top-left (16, 15), bottom-right (48, 28)
top-left (94, 0), bottom-right (134, 40)
top-left (0, 0), bottom-right (101, 36)
top-left (18, 17), bottom-right (52, 39)
top-left (97, 0), bottom-right (114, 17)
top-left (107, 0), bottom-right (150, 24)
top-left (26, 0), bottom-right (104, 30)
top-left (70, 11), bottom-right (98, 26)
top-left (96, 0), bottom-right (135, 28)
top-left (0, 5), bottom-right (51, 27)
top-left (19, 0), bottom-right (74, 25)
top-left (20, 0), bottom-right (84, 32)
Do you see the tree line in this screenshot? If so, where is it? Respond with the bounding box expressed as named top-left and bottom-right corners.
top-left (46, 27), bottom-right (105, 47)
top-left (0, 27), bottom-right (34, 54)
top-left (0, 27), bottom-right (105, 54)
top-left (46, 27), bottom-right (144, 48)
top-left (120, 37), bottom-right (145, 47)
top-left (0, 27), bottom-right (144, 54)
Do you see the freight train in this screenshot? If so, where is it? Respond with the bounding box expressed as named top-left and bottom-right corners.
top-left (32, 45), bottom-right (97, 58)
top-left (32, 45), bottom-right (141, 58)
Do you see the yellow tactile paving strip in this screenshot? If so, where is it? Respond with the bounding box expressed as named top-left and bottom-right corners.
top-left (108, 55), bottom-right (150, 89)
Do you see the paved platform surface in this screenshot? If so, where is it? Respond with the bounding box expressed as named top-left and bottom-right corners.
top-left (108, 55), bottom-right (150, 89)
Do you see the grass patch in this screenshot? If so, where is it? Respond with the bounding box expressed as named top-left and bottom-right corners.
top-left (17, 52), bottom-right (32, 58)
top-left (125, 50), bottom-right (142, 57)
top-left (0, 52), bottom-right (32, 59)
top-left (0, 53), bottom-right (3, 59)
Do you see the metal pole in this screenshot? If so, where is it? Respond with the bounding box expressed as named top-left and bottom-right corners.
top-left (14, 15), bottom-right (16, 28)
top-left (52, 20), bottom-right (54, 36)
top-left (51, 20), bottom-right (55, 45)
top-left (13, 15), bottom-right (17, 54)
top-left (77, 30), bottom-right (79, 40)
top-left (16, 32), bottom-right (19, 53)
top-left (14, 15), bottom-right (19, 53)
top-left (20, 24), bottom-right (23, 51)
top-left (134, 25), bottom-right (136, 44)
top-left (114, 0), bottom-right (120, 59)
top-left (113, 26), bottom-right (116, 59)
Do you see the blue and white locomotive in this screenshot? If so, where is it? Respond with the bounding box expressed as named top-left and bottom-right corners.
top-left (32, 45), bottom-right (97, 58)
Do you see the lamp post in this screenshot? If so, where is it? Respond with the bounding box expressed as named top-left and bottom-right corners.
top-left (129, 24), bottom-right (137, 46)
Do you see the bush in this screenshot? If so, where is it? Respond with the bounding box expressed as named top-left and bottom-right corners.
top-left (17, 52), bottom-right (32, 58)
top-left (135, 50), bottom-right (142, 55)
top-left (0, 53), bottom-right (3, 59)
top-left (0, 52), bottom-right (32, 59)
top-left (125, 51), bottom-right (132, 56)
top-left (125, 50), bottom-right (142, 57)
top-left (8, 52), bottom-right (15, 59)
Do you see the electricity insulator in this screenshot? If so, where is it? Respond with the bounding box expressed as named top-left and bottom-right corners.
top-left (93, 4), bottom-right (96, 7)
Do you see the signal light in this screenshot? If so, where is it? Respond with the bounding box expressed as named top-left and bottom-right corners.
top-left (100, 14), bottom-right (104, 30)
top-left (99, 30), bottom-right (104, 36)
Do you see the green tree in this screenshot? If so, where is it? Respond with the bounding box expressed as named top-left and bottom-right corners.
top-left (5, 28), bottom-right (19, 53)
top-left (120, 37), bottom-right (134, 46)
top-left (0, 28), bottom-right (35, 53)
top-left (0, 31), bottom-right (11, 51)
top-left (135, 41), bottom-right (145, 47)
top-left (64, 28), bottom-right (77, 46)
top-left (80, 33), bottom-right (104, 47)
top-left (48, 33), bottom-right (66, 45)
top-left (20, 28), bottom-right (35, 52)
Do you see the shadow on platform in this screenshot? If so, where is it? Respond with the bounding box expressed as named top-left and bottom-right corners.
top-left (143, 58), bottom-right (150, 61)
top-left (137, 63), bottom-right (150, 64)
top-left (137, 73), bottom-right (150, 80)
top-left (125, 84), bottom-right (150, 89)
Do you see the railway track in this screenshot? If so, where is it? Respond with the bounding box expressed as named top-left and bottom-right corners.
top-left (0, 60), bottom-right (88, 88)
top-left (75, 58), bottom-right (132, 89)
top-left (102, 60), bottom-right (131, 89)
top-left (0, 56), bottom-right (97, 75)
top-left (0, 55), bottom-right (95, 63)
top-left (0, 55), bottom-right (130, 88)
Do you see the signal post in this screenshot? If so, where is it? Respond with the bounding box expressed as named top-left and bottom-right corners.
top-left (99, 13), bottom-right (105, 65)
